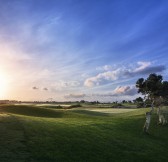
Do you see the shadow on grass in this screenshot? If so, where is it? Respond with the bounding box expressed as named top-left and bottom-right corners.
top-left (0, 105), bottom-right (64, 118)
top-left (0, 115), bottom-right (31, 161)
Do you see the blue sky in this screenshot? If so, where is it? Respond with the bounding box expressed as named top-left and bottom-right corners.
top-left (0, 0), bottom-right (168, 101)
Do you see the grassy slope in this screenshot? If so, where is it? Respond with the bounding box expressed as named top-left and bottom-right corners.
top-left (0, 105), bottom-right (168, 162)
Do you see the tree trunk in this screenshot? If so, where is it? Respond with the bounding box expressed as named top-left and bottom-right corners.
top-left (151, 100), bottom-right (154, 112)
top-left (143, 111), bottom-right (152, 133)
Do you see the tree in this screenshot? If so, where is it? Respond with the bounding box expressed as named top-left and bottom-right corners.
top-left (128, 100), bottom-right (132, 104)
top-left (134, 97), bottom-right (143, 103)
top-left (136, 74), bottom-right (163, 111)
top-left (134, 97), bottom-right (144, 108)
top-left (122, 100), bottom-right (126, 104)
top-left (80, 100), bottom-right (85, 103)
top-left (136, 73), bottom-right (168, 132)
top-left (136, 73), bottom-right (168, 107)
top-left (160, 81), bottom-right (168, 102)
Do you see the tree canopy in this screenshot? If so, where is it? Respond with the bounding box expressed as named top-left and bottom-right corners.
top-left (136, 73), bottom-right (168, 102)
top-left (136, 73), bottom-right (168, 128)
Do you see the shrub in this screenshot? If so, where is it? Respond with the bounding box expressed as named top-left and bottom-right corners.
top-left (55, 105), bottom-right (63, 109)
top-left (136, 102), bottom-right (144, 108)
top-left (111, 103), bottom-right (124, 108)
top-left (69, 104), bottom-right (82, 108)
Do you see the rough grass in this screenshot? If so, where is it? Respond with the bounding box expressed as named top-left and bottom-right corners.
top-left (0, 105), bottom-right (168, 162)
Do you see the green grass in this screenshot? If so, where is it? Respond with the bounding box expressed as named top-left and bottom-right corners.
top-left (0, 105), bottom-right (168, 162)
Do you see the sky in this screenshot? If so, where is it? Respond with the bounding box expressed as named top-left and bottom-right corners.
top-left (0, 0), bottom-right (168, 102)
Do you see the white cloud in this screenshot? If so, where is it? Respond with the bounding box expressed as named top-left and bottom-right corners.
top-left (134, 61), bottom-right (151, 72)
top-left (31, 80), bottom-right (81, 92)
top-left (59, 81), bottom-right (80, 88)
top-left (96, 65), bottom-right (112, 71)
top-left (91, 85), bottom-right (137, 97)
top-left (84, 61), bottom-right (166, 87)
top-left (62, 85), bottom-right (138, 102)
top-left (84, 68), bottom-right (132, 87)
top-left (113, 86), bottom-right (137, 96)
top-left (64, 93), bottom-right (86, 99)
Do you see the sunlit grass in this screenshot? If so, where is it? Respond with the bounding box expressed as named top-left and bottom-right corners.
top-left (81, 108), bottom-right (138, 114)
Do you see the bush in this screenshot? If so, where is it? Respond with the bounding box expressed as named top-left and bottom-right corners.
top-left (45, 105), bottom-right (63, 109)
top-left (55, 105), bottom-right (63, 109)
top-left (136, 102), bottom-right (144, 108)
top-left (144, 104), bottom-right (152, 108)
top-left (111, 103), bottom-right (124, 108)
top-left (69, 104), bottom-right (82, 108)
